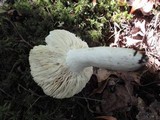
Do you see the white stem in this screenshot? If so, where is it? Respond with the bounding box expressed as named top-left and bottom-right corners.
top-left (66, 47), bottom-right (145, 73)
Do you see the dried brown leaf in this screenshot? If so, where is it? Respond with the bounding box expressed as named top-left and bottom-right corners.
top-left (117, 72), bottom-right (141, 84)
top-left (95, 69), bottom-right (111, 82)
top-left (90, 80), bottom-right (108, 95)
top-left (96, 116), bottom-right (117, 120)
top-left (100, 74), bottom-right (138, 113)
top-left (137, 100), bottom-right (160, 120)
top-left (91, 69), bottom-right (113, 94)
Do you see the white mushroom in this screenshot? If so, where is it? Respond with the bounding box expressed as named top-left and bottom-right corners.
top-left (29, 29), bottom-right (146, 99)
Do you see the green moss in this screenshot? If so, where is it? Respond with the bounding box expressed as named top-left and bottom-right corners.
top-left (88, 29), bottom-right (102, 41)
top-left (112, 11), bottom-right (133, 23)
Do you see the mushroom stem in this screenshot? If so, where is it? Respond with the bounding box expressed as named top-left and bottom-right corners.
top-left (66, 47), bottom-right (146, 73)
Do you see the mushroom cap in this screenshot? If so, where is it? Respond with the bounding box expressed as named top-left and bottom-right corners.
top-left (29, 30), bottom-right (93, 98)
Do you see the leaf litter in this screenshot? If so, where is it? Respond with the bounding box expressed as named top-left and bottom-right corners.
top-left (87, 9), bottom-right (160, 120)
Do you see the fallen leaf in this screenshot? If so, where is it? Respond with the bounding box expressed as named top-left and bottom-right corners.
top-left (125, 37), bottom-right (142, 46)
top-left (90, 80), bottom-right (108, 95)
top-left (95, 69), bottom-right (111, 82)
top-left (140, 0), bottom-right (154, 14)
top-left (100, 75), bottom-right (138, 113)
top-left (117, 72), bottom-right (142, 84)
top-left (96, 116), bottom-right (117, 120)
top-left (92, 0), bottom-right (97, 7)
top-left (91, 69), bottom-right (111, 95)
top-left (134, 20), bottom-right (146, 34)
top-left (137, 100), bottom-right (160, 120)
top-left (129, 0), bottom-right (154, 14)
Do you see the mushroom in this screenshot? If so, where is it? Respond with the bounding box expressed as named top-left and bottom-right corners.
top-left (29, 29), bottom-right (147, 99)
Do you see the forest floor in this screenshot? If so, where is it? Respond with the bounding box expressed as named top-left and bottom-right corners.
top-left (0, 0), bottom-right (160, 120)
